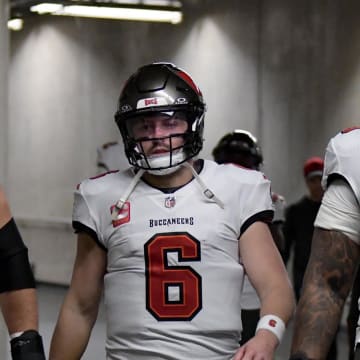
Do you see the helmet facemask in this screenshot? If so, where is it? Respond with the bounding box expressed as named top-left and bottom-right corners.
top-left (118, 110), bottom-right (204, 175)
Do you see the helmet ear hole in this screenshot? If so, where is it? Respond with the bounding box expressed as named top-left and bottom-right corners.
top-left (114, 63), bottom-right (206, 172)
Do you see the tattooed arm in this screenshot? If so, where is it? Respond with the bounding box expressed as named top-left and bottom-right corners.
top-left (290, 228), bottom-right (360, 360)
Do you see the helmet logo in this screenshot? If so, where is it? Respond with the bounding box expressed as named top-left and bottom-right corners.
top-left (145, 98), bottom-right (158, 106)
top-left (137, 97), bottom-right (168, 109)
top-left (175, 97), bottom-right (188, 104)
top-left (121, 104), bottom-right (132, 113)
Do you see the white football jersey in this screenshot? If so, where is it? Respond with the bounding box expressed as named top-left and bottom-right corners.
top-left (73, 160), bottom-right (273, 360)
top-left (322, 127), bottom-right (360, 201)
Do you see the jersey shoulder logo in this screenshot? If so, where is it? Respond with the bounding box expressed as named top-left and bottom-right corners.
top-left (110, 201), bottom-right (130, 227)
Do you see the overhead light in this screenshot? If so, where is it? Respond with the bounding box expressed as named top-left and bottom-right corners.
top-left (57, 5), bottom-right (182, 24)
top-left (7, 18), bottom-right (24, 31)
top-left (29, 2), bottom-right (182, 24)
top-left (30, 3), bottom-right (63, 14)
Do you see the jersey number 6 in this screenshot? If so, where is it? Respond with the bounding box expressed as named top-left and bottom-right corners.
top-left (144, 232), bottom-right (202, 321)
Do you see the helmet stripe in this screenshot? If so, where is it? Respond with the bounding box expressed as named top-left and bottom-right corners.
top-left (176, 70), bottom-right (202, 96)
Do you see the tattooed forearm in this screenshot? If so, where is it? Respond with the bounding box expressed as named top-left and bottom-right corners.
top-left (291, 228), bottom-right (360, 360)
top-left (308, 228), bottom-right (359, 298)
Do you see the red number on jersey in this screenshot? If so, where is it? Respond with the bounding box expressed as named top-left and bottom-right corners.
top-left (144, 232), bottom-right (202, 321)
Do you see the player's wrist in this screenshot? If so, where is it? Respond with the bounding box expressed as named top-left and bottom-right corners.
top-left (254, 328), bottom-right (279, 350)
top-left (255, 314), bottom-right (285, 344)
top-left (10, 330), bottom-right (46, 360)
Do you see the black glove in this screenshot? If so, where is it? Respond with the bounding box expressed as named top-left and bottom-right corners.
top-left (10, 330), bottom-right (46, 360)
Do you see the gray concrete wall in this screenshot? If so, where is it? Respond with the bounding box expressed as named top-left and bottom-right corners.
top-left (0, 0), bottom-right (8, 187)
top-left (4, 0), bottom-right (360, 284)
top-left (259, 0), bottom-right (360, 200)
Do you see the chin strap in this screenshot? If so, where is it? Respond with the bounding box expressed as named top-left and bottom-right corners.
top-left (111, 161), bottom-right (224, 220)
top-left (111, 169), bottom-right (145, 220)
top-left (183, 162), bottom-right (224, 209)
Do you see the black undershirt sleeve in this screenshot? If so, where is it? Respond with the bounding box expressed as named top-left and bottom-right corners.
top-left (0, 218), bottom-right (35, 292)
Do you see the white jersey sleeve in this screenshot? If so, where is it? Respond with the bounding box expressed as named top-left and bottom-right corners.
top-left (321, 127), bottom-right (360, 201)
top-left (226, 167), bottom-right (273, 235)
top-left (315, 179), bottom-right (360, 244)
top-left (315, 127), bottom-right (360, 245)
top-left (73, 183), bottom-right (96, 232)
top-left (72, 169), bottom-right (135, 248)
top-left (315, 128), bottom-right (360, 243)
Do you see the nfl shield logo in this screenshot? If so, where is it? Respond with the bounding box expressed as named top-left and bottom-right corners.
top-left (164, 196), bottom-right (176, 208)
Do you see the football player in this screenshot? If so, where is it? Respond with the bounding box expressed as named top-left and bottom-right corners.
top-left (212, 129), bottom-right (287, 345)
top-left (50, 62), bottom-right (295, 360)
top-left (0, 187), bottom-right (45, 360)
top-left (290, 127), bottom-right (360, 360)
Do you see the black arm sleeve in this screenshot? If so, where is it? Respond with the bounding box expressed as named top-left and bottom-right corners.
top-left (0, 219), bottom-right (35, 293)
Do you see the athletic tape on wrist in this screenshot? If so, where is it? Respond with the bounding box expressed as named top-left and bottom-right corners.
top-left (255, 314), bottom-right (285, 342)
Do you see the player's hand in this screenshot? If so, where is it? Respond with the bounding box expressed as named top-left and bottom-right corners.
top-left (232, 330), bottom-right (278, 360)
